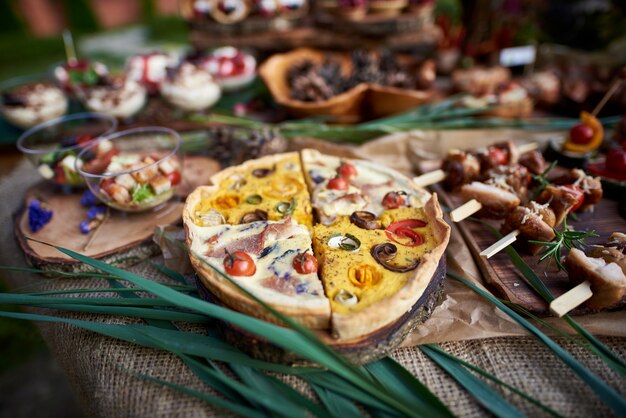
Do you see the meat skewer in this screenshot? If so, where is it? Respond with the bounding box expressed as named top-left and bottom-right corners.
top-left (412, 141), bottom-right (539, 189)
top-left (550, 233), bottom-right (626, 317)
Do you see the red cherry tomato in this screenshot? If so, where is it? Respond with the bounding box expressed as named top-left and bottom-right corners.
top-left (293, 251), bottom-right (318, 274)
top-left (76, 134), bottom-right (94, 146)
top-left (338, 162), bottom-right (358, 179)
top-left (488, 147), bottom-right (508, 165)
top-left (385, 219), bottom-right (427, 247)
top-left (100, 178), bottom-right (115, 195)
top-left (327, 176), bottom-right (349, 191)
top-left (560, 184), bottom-right (585, 212)
top-left (166, 170), bottom-right (182, 186)
top-left (606, 148), bottom-right (626, 173)
top-left (569, 123), bottom-right (594, 145)
top-left (53, 165), bottom-right (66, 184)
top-left (82, 148), bottom-right (119, 175)
top-left (223, 251), bottom-right (256, 277)
top-left (382, 191), bottom-right (406, 209)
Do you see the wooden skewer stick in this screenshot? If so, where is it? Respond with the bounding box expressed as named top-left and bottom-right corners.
top-left (412, 169), bottom-right (446, 188)
top-left (549, 281), bottom-right (592, 317)
top-left (518, 142), bottom-right (539, 154)
top-left (480, 229), bottom-right (520, 258)
top-left (450, 199), bottom-right (482, 222)
top-left (62, 29), bottom-right (78, 65)
top-left (591, 78), bottom-right (624, 117)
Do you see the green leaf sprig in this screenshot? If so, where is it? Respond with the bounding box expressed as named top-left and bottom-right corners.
top-left (528, 217), bottom-right (598, 272)
top-left (530, 160), bottom-right (557, 200)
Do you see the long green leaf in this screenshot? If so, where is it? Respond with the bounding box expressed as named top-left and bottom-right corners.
top-left (149, 262), bottom-right (188, 285)
top-left (420, 345), bottom-right (526, 418)
top-left (449, 272), bottom-right (626, 415)
top-left (137, 371), bottom-right (267, 418)
top-left (27, 285), bottom-right (196, 296)
top-left (422, 344), bottom-right (563, 418)
top-left (310, 383), bottom-right (363, 418)
top-left (0, 293), bottom-right (175, 307)
top-left (34, 303), bottom-right (209, 323)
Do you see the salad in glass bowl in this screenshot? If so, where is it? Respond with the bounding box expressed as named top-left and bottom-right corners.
top-left (17, 112), bottom-right (118, 187)
top-left (76, 127), bottom-right (183, 212)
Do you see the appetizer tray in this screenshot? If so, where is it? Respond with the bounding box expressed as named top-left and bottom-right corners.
top-left (15, 156), bottom-right (220, 273)
top-left (435, 184), bottom-right (622, 315)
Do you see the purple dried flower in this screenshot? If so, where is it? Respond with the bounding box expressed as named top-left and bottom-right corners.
top-left (28, 199), bottom-right (53, 233)
top-left (80, 190), bottom-right (99, 207)
top-left (86, 206), bottom-right (106, 220)
top-left (79, 220), bottom-right (92, 234)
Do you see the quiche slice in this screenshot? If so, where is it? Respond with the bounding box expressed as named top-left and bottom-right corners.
top-left (190, 153), bottom-right (313, 229)
top-left (301, 149), bottom-right (431, 225)
top-left (184, 210), bottom-right (331, 328)
top-left (312, 200), bottom-right (449, 339)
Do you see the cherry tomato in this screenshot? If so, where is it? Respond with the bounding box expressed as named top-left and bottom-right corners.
top-left (166, 170), bottom-right (182, 186)
top-left (100, 178), bottom-right (115, 195)
top-left (385, 219), bottom-right (427, 247)
top-left (560, 184), bottom-right (585, 212)
top-left (53, 165), bottom-right (66, 184)
top-left (569, 123), bottom-right (594, 145)
top-left (327, 176), bottom-right (349, 191)
top-left (223, 250), bottom-right (256, 277)
top-left (606, 148), bottom-right (626, 173)
top-left (488, 147), bottom-right (508, 165)
top-left (382, 191), bottom-right (406, 209)
top-left (338, 162), bottom-right (358, 179)
top-left (293, 251), bottom-right (318, 274)
top-left (82, 149), bottom-right (118, 175)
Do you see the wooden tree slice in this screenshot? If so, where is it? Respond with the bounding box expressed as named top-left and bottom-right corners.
top-left (196, 259), bottom-right (446, 365)
top-left (15, 156), bottom-right (221, 274)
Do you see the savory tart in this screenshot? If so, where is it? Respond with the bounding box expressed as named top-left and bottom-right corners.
top-left (183, 150), bottom-right (450, 340)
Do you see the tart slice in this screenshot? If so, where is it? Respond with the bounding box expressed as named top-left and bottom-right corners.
top-left (184, 214), bottom-right (331, 328)
top-left (301, 149), bottom-right (430, 225)
top-left (312, 202), bottom-right (449, 339)
top-left (190, 153), bottom-right (313, 228)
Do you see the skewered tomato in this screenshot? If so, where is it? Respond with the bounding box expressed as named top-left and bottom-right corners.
top-left (328, 176), bottom-right (349, 191)
top-left (293, 251), bottom-right (318, 274)
top-left (561, 184), bottom-right (585, 212)
top-left (488, 147), bottom-right (508, 165)
top-left (606, 148), bottom-right (626, 173)
top-left (382, 191), bottom-right (406, 209)
top-left (338, 162), bottom-right (358, 179)
top-left (569, 123), bottom-right (594, 145)
top-left (223, 250), bottom-right (256, 276)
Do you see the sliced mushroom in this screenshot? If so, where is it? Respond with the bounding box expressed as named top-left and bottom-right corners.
top-left (371, 243), bottom-right (420, 272)
top-left (350, 211), bottom-right (380, 230)
top-left (252, 167), bottom-right (273, 178)
top-left (240, 210), bottom-right (268, 224)
top-left (334, 289), bottom-right (358, 306)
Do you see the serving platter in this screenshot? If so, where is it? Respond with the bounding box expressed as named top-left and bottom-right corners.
top-left (15, 155), bottom-right (220, 274)
top-left (197, 259), bottom-right (445, 365)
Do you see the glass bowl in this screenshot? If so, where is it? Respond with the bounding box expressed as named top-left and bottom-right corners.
top-left (76, 127), bottom-right (183, 212)
top-left (1, 73), bottom-right (69, 129)
top-left (17, 112), bottom-right (118, 187)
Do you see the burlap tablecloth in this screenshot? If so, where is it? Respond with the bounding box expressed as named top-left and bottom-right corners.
top-left (2, 156), bottom-right (625, 418)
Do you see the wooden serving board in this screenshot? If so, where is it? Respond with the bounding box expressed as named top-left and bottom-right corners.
top-left (15, 156), bottom-right (221, 274)
top-left (435, 184), bottom-right (624, 315)
top-left (196, 259), bottom-right (446, 365)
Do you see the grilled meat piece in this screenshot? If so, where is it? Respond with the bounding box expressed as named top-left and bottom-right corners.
top-left (537, 185), bottom-right (581, 226)
top-left (501, 202), bottom-right (556, 254)
top-left (460, 182), bottom-right (520, 219)
top-left (518, 150), bottom-right (546, 175)
top-left (475, 140), bottom-right (519, 172)
top-left (564, 248), bottom-right (626, 311)
top-left (441, 151), bottom-right (481, 190)
top-left (587, 232), bottom-right (626, 275)
top-left (483, 164), bottom-right (530, 200)
top-left (550, 169), bottom-right (602, 212)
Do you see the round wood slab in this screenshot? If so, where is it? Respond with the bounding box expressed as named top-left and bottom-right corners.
top-left (196, 259), bottom-right (446, 365)
top-left (15, 156), bottom-right (221, 274)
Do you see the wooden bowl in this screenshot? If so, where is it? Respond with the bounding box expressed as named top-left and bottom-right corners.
top-left (259, 47), bottom-right (433, 122)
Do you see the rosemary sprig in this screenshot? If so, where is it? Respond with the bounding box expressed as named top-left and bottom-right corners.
top-left (530, 160), bottom-right (557, 200)
top-left (528, 217), bottom-right (598, 272)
